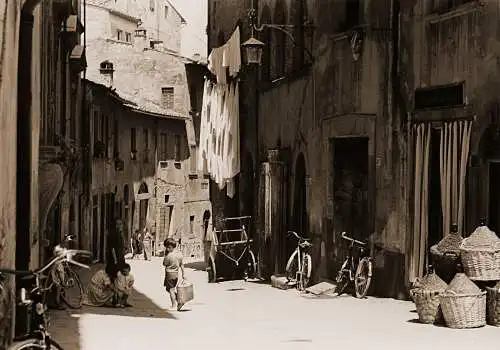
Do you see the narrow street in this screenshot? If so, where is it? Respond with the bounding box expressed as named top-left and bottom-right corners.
top-left (49, 258), bottom-right (499, 350)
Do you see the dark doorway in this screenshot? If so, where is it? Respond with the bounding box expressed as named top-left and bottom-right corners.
top-left (138, 182), bottom-right (149, 230)
top-left (488, 162), bottom-right (500, 234)
top-left (203, 210), bottom-right (211, 240)
top-left (44, 201), bottom-right (61, 264)
top-left (332, 137), bottom-right (369, 241)
top-left (92, 195), bottom-right (98, 260)
top-left (428, 129), bottom-right (443, 248)
top-left (99, 195), bottom-right (105, 262)
top-left (242, 153), bottom-right (254, 231)
top-left (289, 153), bottom-right (307, 259)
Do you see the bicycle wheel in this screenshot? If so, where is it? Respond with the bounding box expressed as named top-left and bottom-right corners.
top-left (285, 250), bottom-right (299, 282)
top-left (246, 250), bottom-right (257, 278)
top-left (335, 260), bottom-right (349, 296)
top-left (7, 338), bottom-right (63, 350)
top-left (61, 266), bottom-right (84, 309)
top-left (299, 253), bottom-right (312, 290)
top-left (354, 257), bottom-right (372, 298)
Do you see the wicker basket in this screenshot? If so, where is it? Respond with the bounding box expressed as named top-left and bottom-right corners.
top-left (486, 286), bottom-right (500, 326)
top-left (413, 289), bottom-right (445, 324)
top-left (430, 245), bottom-right (460, 284)
top-left (460, 248), bottom-right (500, 280)
top-left (460, 226), bottom-right (500, 281)
top-left (440, 291), bottom-right (487, 328)
top-left (410, 271), bottom-right (447, 324)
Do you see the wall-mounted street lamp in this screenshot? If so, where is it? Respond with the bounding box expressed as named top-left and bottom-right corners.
top-left (241, 7), bottom-right (314, 66)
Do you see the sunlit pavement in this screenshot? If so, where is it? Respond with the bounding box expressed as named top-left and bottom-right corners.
top-left (49, 257), bottom-right (500, 350)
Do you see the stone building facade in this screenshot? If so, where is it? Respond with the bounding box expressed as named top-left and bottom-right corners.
top-left (0, 0), bottom-right (86, 345)
top-left (84, 0), bottom-right (210, 261)
top-left (398, 1), bottom-right (500, 283)
top-left (207, 0), bottom-right (500, 298)
top-left (207, 0), bottom-right (407, 297)
top-left (86, 0), bottom-right (186, 53)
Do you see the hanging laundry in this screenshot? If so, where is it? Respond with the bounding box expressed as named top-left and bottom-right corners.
top-left (208, 46), bottom-right (226, 85)
top-left (222, 27), bottom-right (242, 78)
top-left (200, 27), bottom-right (243, 198)
top-left (197, 79), bottom-right (211, 173)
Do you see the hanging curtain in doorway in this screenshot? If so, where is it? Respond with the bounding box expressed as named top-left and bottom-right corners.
top-left (410, 123), bottom-right (431, 282)
top-left (439, 120), bottom-right (472, 235)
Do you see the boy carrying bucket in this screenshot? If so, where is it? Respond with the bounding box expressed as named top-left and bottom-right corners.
top-left (163, 238), bottom-right (186, 311)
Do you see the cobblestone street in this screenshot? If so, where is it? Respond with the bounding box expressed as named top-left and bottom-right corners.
top-left (49, 258), bottom-right (499, 350)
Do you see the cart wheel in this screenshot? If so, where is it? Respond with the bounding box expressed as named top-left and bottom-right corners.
top-left (207, 258), bottom-right (216, 283)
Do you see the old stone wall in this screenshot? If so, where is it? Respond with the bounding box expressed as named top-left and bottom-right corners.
top-left (208, 0), bottom-right (409, 295)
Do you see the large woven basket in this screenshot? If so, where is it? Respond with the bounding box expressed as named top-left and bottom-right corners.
top-left (486, 286), bottom-right (500, 326)
top-left (440, 291), bottom-right (487, 328)
top-left (430, 245), bottom-right (460, 284)
top-left (413, 289), bottom-right (444, 324)
top-left (460, 226), bottom-right (500, 281)
top-left (460, 248), bottom-right (500, 280)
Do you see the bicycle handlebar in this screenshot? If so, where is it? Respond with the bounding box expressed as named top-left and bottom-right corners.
top-left (287, 230), bottom-right (308, 241)
top-left (340, 232), bottom-right (366, 246)
top-left (0, 248), bottom-right (91, 278)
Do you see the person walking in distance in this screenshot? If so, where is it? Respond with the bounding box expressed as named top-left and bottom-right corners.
top-left (107, 219), bottom-right (126, 285)
top-left (163, 238), bottom-right (186, 311)
top-left (142, 227), bottom-right (153, 261)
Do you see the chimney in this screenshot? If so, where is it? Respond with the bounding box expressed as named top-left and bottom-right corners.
top-left (134, 27), bottom-right (148, 51)
top-left (99, 60), bottom-right (114, 87)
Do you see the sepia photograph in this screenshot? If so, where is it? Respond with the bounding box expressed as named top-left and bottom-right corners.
top-left (0, 0), bottom-right (500, 349)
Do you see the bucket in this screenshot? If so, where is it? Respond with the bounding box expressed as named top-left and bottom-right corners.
top-left (177, 280), bottom-right (194, 305)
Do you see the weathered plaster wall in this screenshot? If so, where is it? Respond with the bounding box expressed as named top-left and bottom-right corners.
top-left (30, 5), bottom-right (42, 270)
top-left (0, 0), bottom-right (22, 345)
top-left (86, 38), bottom-right (190, 117)
top-left (208, 0), bottom-right (408, 294)
top-left (105, 0), bottom-right (184, 51)
top-left (399, 1), bottom-right (500, 234)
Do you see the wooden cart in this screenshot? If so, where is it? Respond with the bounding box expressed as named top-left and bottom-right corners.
top-left (206, 216), bottom-right (257, 282)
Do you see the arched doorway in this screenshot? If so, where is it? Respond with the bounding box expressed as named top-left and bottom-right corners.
top-left (290, 153), bottom-right (308, 258)
top-left (138, 182), bottom-right (149, 231)
top-left (202, 210), bottom-right (211, 240)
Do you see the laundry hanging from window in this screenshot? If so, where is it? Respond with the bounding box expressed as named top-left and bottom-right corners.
top-left (199, 27), bottom-right (242, 198)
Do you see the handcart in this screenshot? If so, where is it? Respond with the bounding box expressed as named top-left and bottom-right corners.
top-left (206, 216), bottom-right (257, 282)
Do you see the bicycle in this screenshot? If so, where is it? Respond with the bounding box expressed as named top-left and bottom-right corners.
top-left (0, 248), bottom-right (90, 349)
top-left (334, 231), bottom-right (373, 298)
top-left (285, 230), bottom-right (313, 291)
top-left (43, 237), bottom-right (91, 309)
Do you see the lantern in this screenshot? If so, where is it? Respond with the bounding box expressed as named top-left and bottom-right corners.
top-left (241, 36), bottom-right (265, 65)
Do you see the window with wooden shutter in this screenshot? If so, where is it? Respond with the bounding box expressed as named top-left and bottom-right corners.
top-left (161, 87), bottom-right (174, 109)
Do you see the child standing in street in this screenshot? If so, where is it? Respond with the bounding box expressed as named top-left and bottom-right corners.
top-left (163, 238), bottom-right (185, 311)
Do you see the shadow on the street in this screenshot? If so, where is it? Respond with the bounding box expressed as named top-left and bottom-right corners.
top-left (80, 286), bottom-right (177, 319)
top-left (47, 264), bottom-right (177, 350)
top-left (406, 318), bottom-right (447, 328)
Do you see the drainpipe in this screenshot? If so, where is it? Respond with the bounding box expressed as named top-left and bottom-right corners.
top-left (16, 0), bottom-right (43, 272)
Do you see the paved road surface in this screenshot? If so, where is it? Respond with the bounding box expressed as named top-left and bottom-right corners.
top-left (49, 258), bottom-right (499, 350)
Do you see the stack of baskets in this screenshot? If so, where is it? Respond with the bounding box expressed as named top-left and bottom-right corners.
top-left (460, 225), bottom-right (500, 327)
top-left (439, 273), bottom-right (486, 328)
top-left (410, 270), bottom-right (447, 324)
top-left (430, 224), bottom-right (463, 283)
